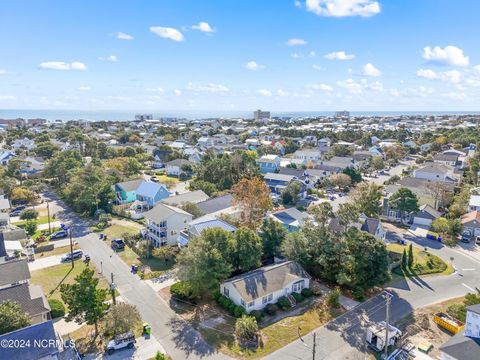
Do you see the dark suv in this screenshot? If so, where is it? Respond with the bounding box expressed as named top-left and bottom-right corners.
top-left (111, 239), bottom-right (125, 251)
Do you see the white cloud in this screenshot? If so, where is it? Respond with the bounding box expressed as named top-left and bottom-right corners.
top-left (245, 61), bottom-right (265, 71)
top-left (98, 55), bottom-right (118, 62)
top-left (324, 51), bottom-right (355, 60)
top-left (291, 53), bottom-right (303, 59)
top-left (286, 38), bottom-right (307, 46)
top-left (146, 87), bottom-right (165, 94)
top-left (150, 26), bottom-right (184, 42)
top-left (186, 83), bottom-right (230, 93)
top-left (0, 70), bottom-right (6, 75)
top-left (258, 89), bottom-right (273, 97)
top-left (361, 63), bottom-right (381, 77)
top-left (309, 51), bottom-right (316, 58)
top-left (305, 0), bottom-right (380, 17)
top-left (422, 45), bottom-right (469, 67)
top-left (174, 89), bottom-right (182, 96)
top-left (294, 0), bottom-right (303, 8)
top-left (192, 22), bottom-right (215, 33)
top-left (442, 92), bottom-right (466, 100)
top-left (312, 64), bottom-right (323, 71)
top-left (416, 68), bottom-right (438, 79)
top-left (39, 61), bottom-right (87, 71)
top-left (309, 83), bottom-right (333, 91)
top-left (337, 78), bottom-right (363, 94)
top-left (366, 81), bottom-right (383, 91)
top-left (78, 86), bottom-right (91, 91)
top-left (0, 95), bottom-right (15, 100)
top-left (277, 89), bottom-right (289, 96)
top-left (115, 32), bottom-right (134, 40)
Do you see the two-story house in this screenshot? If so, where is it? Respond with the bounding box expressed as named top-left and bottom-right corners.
top-left (144, 203), bottom-right (193, 247)
top-left (136, 181), bottom-right (172, 209)
top-left (293, 149), bottom-right (322, 164)
top-left (220, 261), bottom-right (311, 313)
top-left (177, 214), bottom-right (237, 246)
top-left (258, 154), bottom-right (281, 174)
top-left (413, 163), bottom-right (458, 183)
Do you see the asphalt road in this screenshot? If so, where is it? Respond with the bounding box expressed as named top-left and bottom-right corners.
top-left (42, 191), bottom-right (230, 360)
top-left (265, 225), bottom-right (480, 360)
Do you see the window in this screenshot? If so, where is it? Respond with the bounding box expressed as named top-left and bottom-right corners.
top-left (268, 294), bottom-right (273, 301)
top-left (223, 287), bottom-right (229, 297)
top-left (248, 301), bottom-right (255, 308)
top-left (262, 296), bottom-right (268, 304)
top-left (241, 299), bottom-right (246, 307)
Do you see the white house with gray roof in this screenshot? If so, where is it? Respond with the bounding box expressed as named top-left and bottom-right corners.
top-left (220, 261), bottom-right (310, 313)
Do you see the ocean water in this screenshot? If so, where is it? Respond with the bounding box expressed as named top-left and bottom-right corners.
top-left (0, 109), bottom-right (479, 122)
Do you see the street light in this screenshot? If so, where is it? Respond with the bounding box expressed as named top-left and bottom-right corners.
top-left (297, 327), bottom-right (316, 360)
top-left (61, 223), bottom-right (74, 269)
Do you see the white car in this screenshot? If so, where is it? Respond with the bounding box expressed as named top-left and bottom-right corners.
top-left (105, 332), bottom-right (136, 355)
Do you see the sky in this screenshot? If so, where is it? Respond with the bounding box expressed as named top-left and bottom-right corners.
top-left (1, 0), bottom-right (480, 112)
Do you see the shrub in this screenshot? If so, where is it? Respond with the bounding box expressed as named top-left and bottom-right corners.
top-left (292, 292), bottom-right (304, 303)
top-left (234, 306), bottom-right (247, 318)
top-left (212, 291), bottom-right (222, 302)
top-left (48, 299), bottom-right (65, 318)
top-left (250, 310), bottom-right (263, 321)
top-left (265, 303), bottom-right (278, 315)
top-left (154, 352), bottom-right (166, 360)
top-left (170, 281), bottom-right (197, 301)
top-left (235, 315), bottom-right (258, 344)
top-left (301, 288), bottom-right (313, 298)
top-left (327, 287), bottom-right (341, 309)
top-left (277, 296), bottom-right (290, 310)
top-left (311, 285), bottom-right (322, 296)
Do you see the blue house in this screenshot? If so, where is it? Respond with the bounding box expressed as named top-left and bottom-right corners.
top-left (114, 179), bottom-right (144, 204)
top-left (136, 181), bottom-right (172, 209)
top-left (270, 207), bottom-right (309, 232)
top-left (0, 151), bottom-right (15, 165)
top-left (257, 155), bottom-right (281, 174)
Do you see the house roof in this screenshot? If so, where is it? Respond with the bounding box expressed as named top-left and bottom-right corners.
top-left (434, 153), bottom-right (459, 162)
top-left (144, 203), bottom-right (192, 222)
top-left (469, 195), bottom-right (480, 208)
top-left (0, 283), bottom-right (50, 317)
top-left (361, 218), bottom-right (380, 235)
top-left (1, 229), bottom-right (27, 242)
top-left (0, 198), bottom-right (10, 210)
top-left (461, 211), bottom-right (480, 225)
top-left (0, 259), bottom-right (31, 287)
top-left (189, 215), bottom-right (237, 236)
top-left (271, 208), bottom-right (309, 227)
top-left (467, 304), bottom-right (480, 315)
top-left (165, 158), bottom-right (194, 167)
top-left (264, 173), bottom-right (296, 182)
top-left (416, 204), bottom-right (442, 219)
top-left (223, 261), bottom-right (310, 302)
top-left (136, 181), bottom-right (169, 198)
top-left (439, 330), bottom-right (480, 360)
top-left (116, 179), bottom-right (144, 193)
top-left (197, 194), bottom-right (234, 215)
top-left (162, 190), bottom-right (209, 206)
top-left (416, 163), bottom-right (453, 174)
top-left (0, 320), bottom-right (58, 360)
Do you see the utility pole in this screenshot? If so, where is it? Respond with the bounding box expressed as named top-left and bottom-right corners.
top-left (69, 227), bottom-right (74, 269)
top-left (46, 201), bottom-right (51, 234)
top-left (384, 291), bottom-right (392, 359)
top-left (297, 327), bottom-right (316, 360)
top-left (110, 272), bottom-right (117, 305)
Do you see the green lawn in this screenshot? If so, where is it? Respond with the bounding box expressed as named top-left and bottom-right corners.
top-left (13, 215), bottom-right (52, 226)
top-left (30, 261), bottom-right (111, 303)
top-left (387, 243), bottom-right (454, 282)
top-left (117, 244), bottom-right (174, 276)
top-left (92, 223), bottom-right (140, 239)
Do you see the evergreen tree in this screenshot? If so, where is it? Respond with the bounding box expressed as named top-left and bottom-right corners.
top-left (401, 249), bottom-right (407, 269)
top-left (408, 243), bottom-right (414, 268)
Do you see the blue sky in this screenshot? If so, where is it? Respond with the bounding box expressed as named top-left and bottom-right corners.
top-left (0, 0), bottom-right (479, 112)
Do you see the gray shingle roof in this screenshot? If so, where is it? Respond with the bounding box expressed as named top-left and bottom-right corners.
top-left (361, 218), bottom-right (380, 235)
top-left (162, 190), bottom-right (209, 206)
top-left (144, 203), bottom-right (192, 222)
top-left (439, 330), bottom-right (480, 360)
top-left (224, 261), bottom-right (310, 302)
top-left (0, 283), bottom-right (50, 317)
top-left (0, 259), bottom-right (31, 287)
top-left (197, 194), bottom-right (233, 214)
top-left (116, 179), bottom-right (144, 193)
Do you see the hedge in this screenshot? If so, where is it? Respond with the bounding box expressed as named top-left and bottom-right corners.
top-left (292, 292), bottom-right (305, 303)
top-left (170, 281), bottom-right (197, 301)
top-left (265, 304), bottom-right (278, 315)
top-left (48, 299), bottom-right (65, 318)
top-left (250, 310), bottom-right (263, 321)
top-left (216, 295), bottom-right (247, 318)
top-left (277, 296), bottom-right (290, 310)
top-left (301, 288), bottom-right (313, 298)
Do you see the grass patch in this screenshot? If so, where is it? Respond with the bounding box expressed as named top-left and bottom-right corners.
top-left (387, 243), bottom-right (454, 281)
top-left (118, 245), bottom-right (174, 275)
top-left (13, 216), bottom-right (52, 226)
top-left (92, 223), bottom-right (140, 239)
top-left (35, 243), bottom-right (80, 257)
top-left (30, 261), bottom-right (111, 304)
top-left (198, 301), bottom-right (341, 359)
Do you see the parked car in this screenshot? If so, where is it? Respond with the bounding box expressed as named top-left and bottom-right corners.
top-left (105, 332), bottom-right (136, 355)
top-left (50, 230), bottom-right (68, 240)
top-left (111, 239), bottom-right (125, 251)
top-left (61, 250), bottom-right (83, 262)
top-left (13, 205), bottom-right (27, 212)
top-left (461, 230), bottom-right (472, 243)
top-left (150, 176), bottom-right (159, 182)
top-left (9, 209), bottom-right (22, 217)
top-left (306, 194), bottom-right (319, 201)
top-left (476, 235), bottom-right (480, 245)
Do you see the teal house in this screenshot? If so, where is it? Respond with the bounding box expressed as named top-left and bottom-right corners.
top-left (114, 179), bottom-right (144, 204)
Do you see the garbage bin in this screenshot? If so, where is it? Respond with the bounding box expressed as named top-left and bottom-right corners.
top-left (143, 322), bottom-right (151, 335)
top-left (131, 265), bottom-right (138, 273)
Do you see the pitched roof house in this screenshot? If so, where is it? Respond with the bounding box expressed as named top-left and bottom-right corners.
top-left (144, 203), bottom-right (192, 247)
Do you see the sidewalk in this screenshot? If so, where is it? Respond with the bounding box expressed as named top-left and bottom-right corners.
top-left (28, 254), bottom-right (63, 271)
top-left (317, 284), bottom-right (360, 310)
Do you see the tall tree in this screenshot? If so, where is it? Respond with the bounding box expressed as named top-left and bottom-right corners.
top-left (0, 301), bottom-right (30, 335)
top-left (342, 166), bottom-right (362, 184)
top-left (60, 268), bottom-right (109, 336)
top-left (389, 188), bottom-right (419, 223)
top-left (231, 228), bottom-right (263, 272)
top-left (408, 243), bottom-right (414, 268)
top-left (232, 177), bottom-right (272, 230)
top-left (260, 218), bottom-right (288, 259)
top-left (328, 173), bottom-right (352, 188)
top-left (350, 182), bottom-right (383, 217)
top-left (308, 202), bottom-right (334, 228)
